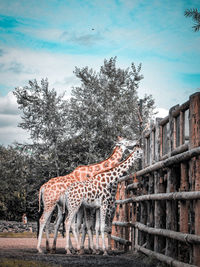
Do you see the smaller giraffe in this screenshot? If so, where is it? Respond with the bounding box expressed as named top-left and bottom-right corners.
top-left (37, 137), bottom-right (137, 253)
top-left (63, 146), bottom-right (143, 255)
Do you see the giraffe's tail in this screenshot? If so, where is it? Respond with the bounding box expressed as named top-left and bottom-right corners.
top-left (62, 212), bottom-right (66, 238)
top-left (61, 192), bottom-right (68, 238)
top-left (38, 186), bottom-right (43, 213)
top-left (37, 186), bottom-right (44, 239)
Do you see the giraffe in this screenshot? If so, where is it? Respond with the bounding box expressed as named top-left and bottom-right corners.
top-left (37, 137), bottom-right (137, 253)
top-left (79, 143), bottom-right (141, 254)
top-left (63, 145), bottom-right (143, 255)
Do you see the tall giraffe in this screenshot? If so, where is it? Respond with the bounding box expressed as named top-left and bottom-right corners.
top-left (63, 145), bottom-right (143, 255)
top-left (79, 143), bottom-right (141, 254)
top-left (37, 137), bottom-right (137, 253)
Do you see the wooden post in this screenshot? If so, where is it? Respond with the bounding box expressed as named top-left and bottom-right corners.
top-left (124, 181), bottom-right (130, 251)
top-left (189, 92), bottom-right (200, 266)
top-left (154, 117), bottom-right (165, 253)
top-left (130, 177), bottom-right (139, 251)
top-left (146, 173), bottom-right (154, 250)
top-left (111, 183), bottom-right (120, 249)
top-left (131, 201), bottom-right (137, 250)
top-left (154, 170), bottom-right (166, 253)
top-left (138, 175), bottom-right (148, 246)
top-left (119, 182), bottom-right (125, 250)
top-left (155, 118), bottom-right (161, 162)
top-left (179, 162), bottom-right (190, 263)
top-left (165, 168), bottom-right (178, 257)
top-left (165, 105), bottom-right (178, 257)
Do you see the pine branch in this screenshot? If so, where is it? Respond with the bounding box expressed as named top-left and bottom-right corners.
top-left (184, 8), bottom-right (200, 32)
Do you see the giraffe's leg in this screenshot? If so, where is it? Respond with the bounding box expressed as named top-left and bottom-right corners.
top-left (76, 207), bottom-right (87, 254)
top-left (95, 208), bottom-right (100, 253)
top-left (106, 204), bottom-right (116, 252)
top-left (106, 223), bottom-right (112, 252)
top-left (80, 221), bottom-right (87, 254)
top-left (65, 206), bottom-right (81, 254)
top-left (45, 213), bottom-right (53, 253)
top-left (51, 205), bottom-right (63, 253)
top-left (84, 207), bottom-right (95, 254)
top-left (37, 209), bottom-right (54, 253)
top-left (100, 206), bottom-right (107, 256)
top-left (70, 215), bottom-right (78, 254)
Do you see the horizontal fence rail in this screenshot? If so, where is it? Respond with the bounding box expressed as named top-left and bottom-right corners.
top-left (111, 92), bottom-right (200, 267)
top-left (115, 191), bottom-right (200, 203)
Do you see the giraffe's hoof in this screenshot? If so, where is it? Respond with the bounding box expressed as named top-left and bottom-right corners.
top-left (50, 249), bottom-right (56, 254)
top-left (103, 250), bottom-right (108, 256)
top-left (37, 248), bottom-right (44, 254)
top-left (95, 249), bottom-right (102, 255)
top-left (88, 248), bottom-right (94, 254)
top-left (92, 249), bottom-right (97, 255)
top-left (70, 248), bottom-right (77, 255)
top-left (65, 249), bottom-right (72, 255)
top-left (107, 249), bottom-right (113, 255)
top-left (79, 248), bottom-right (85, 255)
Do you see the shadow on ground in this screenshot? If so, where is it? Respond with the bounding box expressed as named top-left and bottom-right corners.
top-left (0, 248), bottom-right (167, 267)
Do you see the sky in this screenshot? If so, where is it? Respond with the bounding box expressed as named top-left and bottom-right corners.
top-left (0, 0), bottom-right (200, 146)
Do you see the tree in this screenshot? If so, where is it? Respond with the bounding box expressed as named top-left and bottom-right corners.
top-left (184, 8), bottom-right (200, 32)
top-left (13, 78), bottom-right (70, 176)
top-left (0, 145), bottom-right (27, 220)
top-left (69, 57), bottom-right (155, 164)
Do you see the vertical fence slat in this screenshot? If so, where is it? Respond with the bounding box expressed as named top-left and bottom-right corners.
top-left (146, 174), bottom-right (154, 250)
top-left (154, 171), bottom-right (166, 253)
top-left (190, 92), bottom-right (200, 266)
top-left (165, 168), bottom-right (178, 258)
top-left (179, 162), bottom-right (190, 263)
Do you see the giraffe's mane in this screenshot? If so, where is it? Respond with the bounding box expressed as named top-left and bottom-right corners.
top-left (91, 147), bottom-right (139, 178)
top-left (73, 145), bottom-right (120, 170)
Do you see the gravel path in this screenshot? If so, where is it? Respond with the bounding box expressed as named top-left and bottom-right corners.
top-left (0, 237), bottom-right (164, 267)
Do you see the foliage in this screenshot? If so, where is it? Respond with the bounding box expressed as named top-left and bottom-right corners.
top-left (185, 8), bottom-right (200, 32)
top-left (0, 145), bottom-right (27, 220)
top-left (69, 57), bottom-right (155, 163)
top-left (13, 79), bottom-right (70, 176)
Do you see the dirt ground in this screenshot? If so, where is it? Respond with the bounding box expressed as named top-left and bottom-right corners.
top-left (0, 237), bottom-right (166, 267)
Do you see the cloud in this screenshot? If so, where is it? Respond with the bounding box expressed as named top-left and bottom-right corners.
top-left (0, 114), bottom-right (20, 127)
top-left (0, 48), bottom-right (4, 56)
top-left (155, 108), bottom-right (169, 119)
top-left (61, 31), bottom-right (104, 46)
top-left (0, 46), bottom-right (104, 95)
top-left (0, 125), bottom-right (30, 146)
top-left (0, 92), bottom-right (30, 145)
top-left (7, 62), bottom-right (26, 74)
top-left (0, 92), bottom-right (20, 115)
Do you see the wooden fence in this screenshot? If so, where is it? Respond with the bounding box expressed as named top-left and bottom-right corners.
top-left (111, 92), bottom-right (200, 267)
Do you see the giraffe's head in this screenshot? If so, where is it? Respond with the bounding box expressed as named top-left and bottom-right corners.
top-left (132, 145), bottom-right (143, 160)
top-left (115, 136), bottom-right (139, 153)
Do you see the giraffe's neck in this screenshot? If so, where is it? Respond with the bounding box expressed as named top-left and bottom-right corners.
top-left (94, 147), bottom-right (141, 186)
top-left (71, 145), bottom-right (123, 180)
top-left (110, 149), bottom-right (141, 196)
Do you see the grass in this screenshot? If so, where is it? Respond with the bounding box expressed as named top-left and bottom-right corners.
top-left (0, 232), bottom-right (63, 238)
top-left (0, 232), bottom-right (37, 238)
top-left (0, 258), bottom-right (59, 267)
